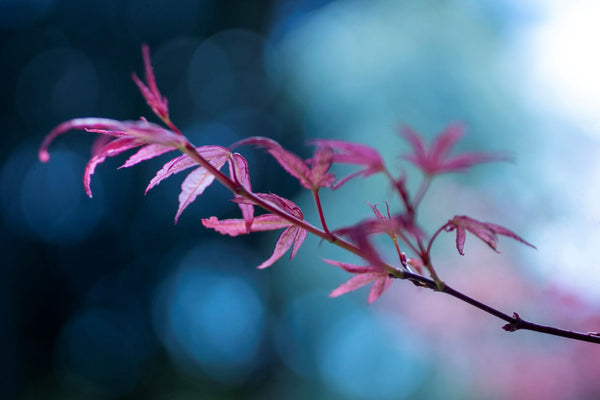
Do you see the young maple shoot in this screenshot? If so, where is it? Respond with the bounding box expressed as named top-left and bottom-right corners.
top-left (39, 45), bottom-right (600, 344)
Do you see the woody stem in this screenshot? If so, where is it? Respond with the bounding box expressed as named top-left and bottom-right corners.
top-left (397, 272), bottom-right (600, 344)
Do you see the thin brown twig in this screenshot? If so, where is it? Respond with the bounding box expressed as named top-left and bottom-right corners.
top-left (398, 270), bottom-right (600, 344)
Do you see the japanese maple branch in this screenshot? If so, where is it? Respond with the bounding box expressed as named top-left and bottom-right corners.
top-left (40, 45), bottom-right (600, 346)
top-left (183, 142), bottom-right (600, 344)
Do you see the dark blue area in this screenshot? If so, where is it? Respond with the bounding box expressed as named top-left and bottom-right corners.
top-left (0, 1), bottom-right (306, 398)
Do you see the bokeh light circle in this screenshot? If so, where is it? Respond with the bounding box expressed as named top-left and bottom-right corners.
top-left (153, 243), bottom-right (267, 384)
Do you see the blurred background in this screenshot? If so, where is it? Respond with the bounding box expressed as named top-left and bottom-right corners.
top-left (3, 0), bottom-right (600, 399)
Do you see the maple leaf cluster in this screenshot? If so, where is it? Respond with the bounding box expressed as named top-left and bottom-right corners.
top-left (39, 45), bottom-right (535, 304)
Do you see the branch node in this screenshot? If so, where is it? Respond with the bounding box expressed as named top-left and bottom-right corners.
top-left (502, 312), bottom-right (523, 332)
top-left (434, 279), bottom-right (446, 291)
top-left (388, 268), bottom-right (404, 280)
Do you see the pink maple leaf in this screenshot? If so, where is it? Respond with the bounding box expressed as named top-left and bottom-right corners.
top-left (446, 215), bottom-right (536, 255)
top-left (145, 145), bottom-right (230, 193)
top-left (120, 143), bottom-right (175, 169)
top-left (175, 151), bottom-right (230, 222)
top-left (366, 201), bottom-right (423, 241)
top-left (201, 214), bottom-right (291, 236)
top-left (368, 201), bottom-right (390, 223)
top-left (83, 137), bottom-right (141, 197)
top-left (231, 136), bottom-right (336, 190)
top-left (39, 118), bottom-right (189, 197)
top-left (232, 136), bottom-right (313, 188)
top-left (202, 194), bottom-right (306, 269)
top-left (257, 225), bottom-right (306, 269)
top-left (323, 259), bottom-right (393, 304)
top-left (312, 139), bottom-right (385, 188)
top-left (131, 44), bottom-right (170, 121)
top-left (141, 145), bottom-right (230, 222)
top-left (242, 192), bottom-right (303, 219)
top-left (400, 123), bottom-right (506, 176)
top-left (306, 146), bottom-right (336, 189)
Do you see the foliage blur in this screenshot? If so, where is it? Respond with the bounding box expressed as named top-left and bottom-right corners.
top-left (2, 0), bottom-right (600, 399)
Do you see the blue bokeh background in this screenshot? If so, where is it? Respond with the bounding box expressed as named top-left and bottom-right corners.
top-left (3, 1), bottom-right (600, 399)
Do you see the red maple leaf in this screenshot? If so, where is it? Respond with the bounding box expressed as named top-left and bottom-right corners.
top-left (400, 123), bottom-right (506, 175)
top-left (323, 259), bottom-right (393, 304)
top-left (231, 136), bottom-right (337, 190)
top-left (39, 118), bottom-right (188, 197)
top-left (311, 139), bottom-right (385, 188)
top-left (202, 193), bottom-right (307, 269)
top-left (446, 215), bottom-right (536, 255)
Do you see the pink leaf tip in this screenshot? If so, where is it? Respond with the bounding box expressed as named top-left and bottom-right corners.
top-left (132, 44), bottom-right (170, 121)
top-left (39, 150), bottom-right (50, 163)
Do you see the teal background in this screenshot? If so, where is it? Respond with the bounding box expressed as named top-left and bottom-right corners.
top-left (2, 0), bottom-right (600, 399)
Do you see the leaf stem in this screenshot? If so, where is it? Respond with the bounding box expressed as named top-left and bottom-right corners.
top-left (162, 116), bottom-right (182, 135)
top-left (312, 189), bottom-right (333, 237)
top-left (391, 237), bottom-right (404, 265)
top-left (383, 168), bottom-right (414, 217)
top-left (426, 223), bottom-right (449, 257)
top-left (412, 175), bottom-right (432, 209)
